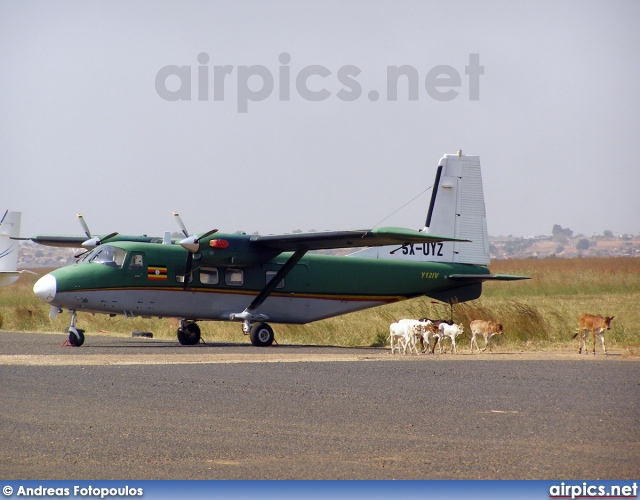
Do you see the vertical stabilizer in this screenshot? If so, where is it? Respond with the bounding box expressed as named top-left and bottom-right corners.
top-left (0, 211), bottom-right (22, 286)
top-left (424, 153), bottom-right (490, 265)
top-left (349, 152), bottom-right (490, 265)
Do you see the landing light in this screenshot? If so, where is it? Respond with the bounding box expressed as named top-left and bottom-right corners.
top-left (209, 239), bottom-right (229, 249)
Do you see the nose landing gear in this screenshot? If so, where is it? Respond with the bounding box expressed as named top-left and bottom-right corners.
top-left (63, 310), bottom-right (85, 347)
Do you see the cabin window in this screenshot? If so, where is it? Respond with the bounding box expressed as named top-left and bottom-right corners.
top-left (225, 268), bottom-right (244, 286)
top-left (89, 245), bottom-right (126, 269)
top-left (199, 267), bottom-right (219, 285)
top-left (129, 253), bottom-right (144, 271)
top-left (175, 267), bottom-right (193, 283)
top-left (265, 271), bottom-right (284, 289)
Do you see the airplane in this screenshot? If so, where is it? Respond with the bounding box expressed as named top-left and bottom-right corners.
top-left (32, 152), bottom-right (528, 347)
top-left (0, 211), bottom-right (36, 287)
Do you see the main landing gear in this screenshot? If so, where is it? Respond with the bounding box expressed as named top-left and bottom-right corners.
top-left (247, 322), bottom-right (275, 347)
top-left (177, 319), bottom-right (201, 345)
top-left (176, 319), bottom-right (275, 347)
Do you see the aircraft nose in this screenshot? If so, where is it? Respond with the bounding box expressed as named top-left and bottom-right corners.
top-left (33, 274), bottom-right (57, 303)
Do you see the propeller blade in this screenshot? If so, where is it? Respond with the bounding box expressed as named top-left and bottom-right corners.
top-left (77, 214), bottom-right (91, 239)
top-left (173, 212), bottom-right (189, 238)
top-left (100, 232), bottom-right (119, 243)
top-left (200, 228), bottom-right (219, 240)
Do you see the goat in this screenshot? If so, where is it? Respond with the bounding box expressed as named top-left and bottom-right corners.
top-left (389, 322), bottom-right (419, 355)
top-left (418, 318), bottom-right (452, 352)
top-left (438, 323), bottom-right (464, 354)
top-left (573, 314), bottom-right (614, 355)
top-left (469, 320), bottom-right (504, 353)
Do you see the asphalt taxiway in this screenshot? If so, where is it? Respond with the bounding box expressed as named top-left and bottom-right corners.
top-left (1, 332), bottom-right (638, 479)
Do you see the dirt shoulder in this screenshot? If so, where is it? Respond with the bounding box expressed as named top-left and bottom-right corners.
top-left (0, 330), bottom-right (637, 366)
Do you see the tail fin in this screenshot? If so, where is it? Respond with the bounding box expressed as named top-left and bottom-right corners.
top-left (423, 153), bottom-right (490, 265)
top-left (350, 152), bottom-right (490, 265)
top-left (0, 211), bottom-right (22, 286)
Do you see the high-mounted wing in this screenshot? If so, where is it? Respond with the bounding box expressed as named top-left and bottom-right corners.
top-left (21, 234), bottom-right (161, 248)
top-left (20, 235), bottom-right (89, 248)
top-left (249, 226), bottom-right (468, 251)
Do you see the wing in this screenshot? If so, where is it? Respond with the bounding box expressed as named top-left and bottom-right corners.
top-left (19, 234), bottom-right (162, 248)
top-left (19, 235), bottom-right (89, 248)
top-left (250, 226), bottom-right (469, 251)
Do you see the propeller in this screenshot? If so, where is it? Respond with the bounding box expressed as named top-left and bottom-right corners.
top-left (74, 231), bottom-right (119, 258)
top-left (178, 228), bottom-right (218, 289)
top-left (179, 228), bottom-right (218, 253)
top-left (81, 232), bottom-right (119, 249)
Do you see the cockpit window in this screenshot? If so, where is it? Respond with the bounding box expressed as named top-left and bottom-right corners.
top-left (88, 245), bottom-right (126, 269)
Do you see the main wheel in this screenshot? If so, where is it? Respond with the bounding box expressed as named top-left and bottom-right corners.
top-left (67, 327), bottom-right (85, 347)
top-left (250, 322), bottom-right (274, 347)
top-left (177, 322), bottom-right (201, 345)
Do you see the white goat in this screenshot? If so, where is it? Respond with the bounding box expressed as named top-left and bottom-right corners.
top-left (438, 323), bottom-right (464, 354)
top-left (389, 321), bottom-right (420, 355)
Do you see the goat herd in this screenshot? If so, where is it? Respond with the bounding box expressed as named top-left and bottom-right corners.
top-left (388, 313), bottom-right (616, 356)
top-left (388, 318), bottom-right (503, 355)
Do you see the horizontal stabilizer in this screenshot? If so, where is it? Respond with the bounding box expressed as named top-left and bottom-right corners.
top-left (251, 227), bottom-right (467, 252)
top-left (448, 274), bottom-right (530, 282)
top-left (0, 270), bottom-right (38, 276)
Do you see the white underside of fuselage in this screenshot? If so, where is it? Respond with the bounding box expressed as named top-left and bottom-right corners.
top-left (51, 288), bottom-right (391, 324)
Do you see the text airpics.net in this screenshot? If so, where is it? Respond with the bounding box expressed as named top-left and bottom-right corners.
top-left (549, 482), bottom-right (638, 499)
top-left (155, 52), bottom-right (483, 112)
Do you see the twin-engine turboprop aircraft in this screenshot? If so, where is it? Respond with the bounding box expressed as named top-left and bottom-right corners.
top-left (33, 152), bottom-right (527, 347)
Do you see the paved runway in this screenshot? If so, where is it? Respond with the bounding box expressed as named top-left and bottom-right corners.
top-left (1, 332), bottom-right (638, 479)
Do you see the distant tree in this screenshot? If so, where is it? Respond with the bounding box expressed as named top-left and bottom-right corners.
top-left (552, 224), bottom-right (573, 244)
top-left (576, 239), bottom-right (590, 252)
top-left (555, 244), bottom-right (565, 254)
top-left (603, 229), bottom-right (614, 238)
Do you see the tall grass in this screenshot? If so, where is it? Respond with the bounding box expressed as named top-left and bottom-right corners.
top-left (2, 259), bottom-right (639, 353)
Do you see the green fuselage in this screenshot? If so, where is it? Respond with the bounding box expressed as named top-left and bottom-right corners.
top-left (43, 241), bottom-right (490, 324)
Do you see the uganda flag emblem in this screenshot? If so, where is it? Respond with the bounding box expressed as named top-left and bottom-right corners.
top-left (148, 266), bottom-right (168, 281)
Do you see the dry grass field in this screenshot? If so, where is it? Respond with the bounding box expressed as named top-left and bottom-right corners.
top-left (1, 257), bottom-right (638, 355)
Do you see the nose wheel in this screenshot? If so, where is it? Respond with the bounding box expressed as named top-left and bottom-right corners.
top-left (63, 311), bottom-right (85, 347)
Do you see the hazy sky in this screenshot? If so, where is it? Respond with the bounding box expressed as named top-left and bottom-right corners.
top-left (2, 0), bottom-right (639, 240)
